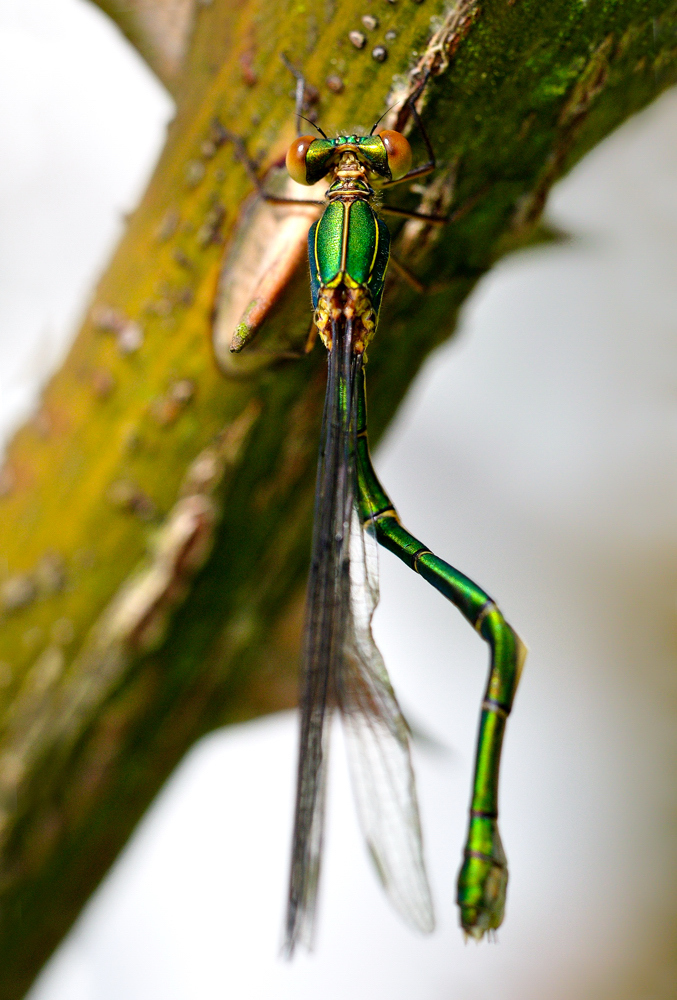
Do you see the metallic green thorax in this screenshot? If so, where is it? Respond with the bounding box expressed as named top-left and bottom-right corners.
top-left (309, 200), bottom-right (390, 324)
top-left (304, 137), bottom-right (392, 352)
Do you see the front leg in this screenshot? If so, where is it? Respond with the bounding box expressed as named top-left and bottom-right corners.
top-left (355, 370), bottom-right (526, 938)
top-left (215, 69), bottom-right (326, 359)
top-left (213, 142), bottom-right (323, 359)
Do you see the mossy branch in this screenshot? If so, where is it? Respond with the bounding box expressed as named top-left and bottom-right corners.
top-left (2, 0), bottom-right (677, 995)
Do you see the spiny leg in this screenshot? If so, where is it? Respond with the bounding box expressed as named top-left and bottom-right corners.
top-left (380, 205), bottom-right (448, 225)
top-left (379, 85), bottom-right (489, 229)
top-left (221, 60), bottom-right (324, 210)
top-left (221, 128), bottom-right (324, 210)
top-left (387, 254), bottom-right (426, 294)
top-left (380, 183), bottom-right (493, 230)
top-left (378, 96), bottom-right (448, 225)
top-left (354, 369), bottom-right (525, 938)
top-left (280, 53), bottom-right (320, 137)
top-left (385, 183), bottom-right (487, 294)
top-left (220, 64), bottom-right (324, 357)
top-left (381, 90), bottom-right (437, 189)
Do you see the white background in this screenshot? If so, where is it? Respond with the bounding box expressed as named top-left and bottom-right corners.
top-left (1, 2), bottom-right (676, 998)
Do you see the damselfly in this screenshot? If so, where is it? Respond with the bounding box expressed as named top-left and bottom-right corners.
top-left (225, 75), bottom-right (525, 956)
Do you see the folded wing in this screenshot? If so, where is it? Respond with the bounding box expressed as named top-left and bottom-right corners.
top-left (338, 507), bottom-right (435, 934)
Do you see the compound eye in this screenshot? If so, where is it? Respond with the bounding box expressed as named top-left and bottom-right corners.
top-left (286, 135), bottom-right (316, 185)
top-left (379, 130), bottom-right (412, 180)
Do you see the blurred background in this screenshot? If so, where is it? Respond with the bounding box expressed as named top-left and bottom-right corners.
top-left (1, 1), bottom-right (676, 998)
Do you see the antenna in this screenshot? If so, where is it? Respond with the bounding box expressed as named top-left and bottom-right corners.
top-left (296, 114), bottom-right (328, 139)
top-left (369, 102), bottom-right (400, 136)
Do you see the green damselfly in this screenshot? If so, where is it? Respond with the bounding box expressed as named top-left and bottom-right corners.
top-left (226, 76), bottom-right (525, 956)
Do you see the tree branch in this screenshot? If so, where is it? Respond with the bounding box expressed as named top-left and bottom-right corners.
top-left (89, 0), bottom-right (199, 91)
top-left (2, 0), bottom-right (677, 995)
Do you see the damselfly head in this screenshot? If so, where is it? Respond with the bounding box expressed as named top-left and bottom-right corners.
top-left (285, 130), bottom-right (411, 185)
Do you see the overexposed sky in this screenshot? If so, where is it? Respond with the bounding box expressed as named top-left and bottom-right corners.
top-left (0, 0), bottom-right (172, 444)
top-left (1, 3), bottom-right (676, 999)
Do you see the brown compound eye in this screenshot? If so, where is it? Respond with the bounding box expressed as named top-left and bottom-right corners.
top-left (378, 129), bottom-right (412, 180)
top-left (285, 135), bottom-right (316, 185)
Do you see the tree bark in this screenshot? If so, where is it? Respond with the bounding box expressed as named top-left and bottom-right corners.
top-left (1, 0), bottom-right (677, 994)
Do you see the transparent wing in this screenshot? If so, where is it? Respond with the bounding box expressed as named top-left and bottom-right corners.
top-left (285, 694), bottom-right (332, 954)
top-left (338, 505), bottom-right (435, 934)
top-left (284, 318), bottom-right (359, 956)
